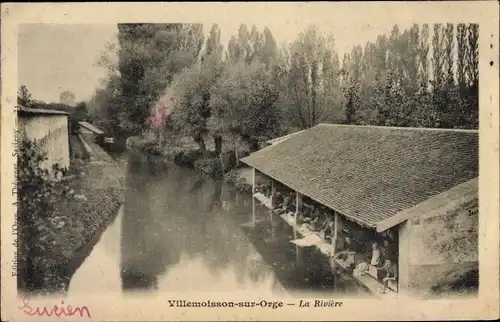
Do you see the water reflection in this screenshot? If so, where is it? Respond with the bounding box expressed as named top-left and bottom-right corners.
top-left (115, 151), bottom-right (368, 297)
top-left (120, 151), bottom-right (284, 294)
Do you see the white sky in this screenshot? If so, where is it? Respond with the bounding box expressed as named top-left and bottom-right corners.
top-left (18, 21), bottom-right (407, 104)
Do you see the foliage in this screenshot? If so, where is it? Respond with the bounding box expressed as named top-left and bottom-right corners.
top-left (277, 25), bottom-right (343, 129)
top-left (168, 56), bottom-right (224, 153)
top-left (89, 22), bottom-right (480, 168)
top-left (224, 170), bottom-right (252, 193)
top-left (114, 23), bottom-right (204, 135)
top-left (69, 135), bottom-right (90, 161)
top-left (18, 85), bottom-right (33, 107)
top-left (125, 135), bottom-right (162, 155)
top-left (17, 136), bottom-right (124, 294)
top-left (209, 60), bottom-right (281, 152)
top-left (17, 139), bottom-right (83, 293)
top-left (340, 23), bottom-right (479, 129)
top-left (194, 156), bottom-right (223, 179)
top-left (174, 149), bottom-right (203, 168)
top-left (60, 91), bottom-right (76, 106)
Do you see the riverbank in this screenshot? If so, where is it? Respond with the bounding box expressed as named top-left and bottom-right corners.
top-left (125, 135), bottom-right (244, 180)
top-left (18, 136), bottom-right (124, 295)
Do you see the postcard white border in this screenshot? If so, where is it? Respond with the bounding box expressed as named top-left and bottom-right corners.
top-left (1, 2), bottom-right (499, 321)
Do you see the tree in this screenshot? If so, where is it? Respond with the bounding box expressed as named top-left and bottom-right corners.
top-left (18, 85), bottom-right (33, 107)
top-left (259, 27), bottom-right (279, 68)
top-left (343, 45), bottom-right (363, 124)
top-left (203, 24), bottom-right (223, 62)
top-left (344, 84), bottom-right (361, 124)
top-left (432, 24), bottom-right (446, 88)
top-left (466, 24), bottom-right (479, 89)
top-left (443, 23), bottom-right (455, 86)
top-left (278, 25), bottom-right (342, 129)
top-left (369, 35), bottom-right (388, 125)
top-left (60, 91), bottom-right (75, 106)
top-left (465, 23), bottom-right (479, 128)
top-left (209, 61), bottom-right (281, 153)
top-left (456, 23), bottom-right (468, 95)
top-left (431, 24), bottom-right (447, 127)
top-left (417, 24), bottom-right (431, 89)
top-left (168, 56), bottom-right (224, 153)
top-left (113, 23), bottom-right (204, 136)
top-left (406, 25), bottom-right (420, 94)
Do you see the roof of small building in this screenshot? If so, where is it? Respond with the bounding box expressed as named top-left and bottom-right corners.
top-left (78, 121), bottom-right (104, 135)
top-left (241, 123), bottom-right (478, 229)
top-left (17, 105), bottom-right (69, 115)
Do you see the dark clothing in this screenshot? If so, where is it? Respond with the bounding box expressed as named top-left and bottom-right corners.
top-left (342, 239), bottom-right (362, 253)
top-left (382, 243), bottom-right (398, 262)
top-left (275, 194), bottom-right (284, 206)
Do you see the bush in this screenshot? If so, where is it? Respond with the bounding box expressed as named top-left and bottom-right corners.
top-left (174, 149), bottom-right (203, 167)
top-left (126, 136), bottom-right (161, 155)
top-left (194, 156), bottom-right (223, 179)
top-left (224, 170), bottom-right (251, 193)
top-left (17, 139), bottom-right (84, 293)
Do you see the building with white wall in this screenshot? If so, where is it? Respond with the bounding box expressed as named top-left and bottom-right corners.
top-left (17, 105), bottom-right (70, 172)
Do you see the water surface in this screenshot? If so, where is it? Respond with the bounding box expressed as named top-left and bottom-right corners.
top-left (70, 152), bottom-right (368, 298)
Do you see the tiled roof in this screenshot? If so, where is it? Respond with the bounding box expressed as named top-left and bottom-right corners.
top-left (241, 124), bottom-right (478, 229)
top-left (79, 121), bottom-right (105, 135)
top-left (17, 105), bottom-right (69, 115)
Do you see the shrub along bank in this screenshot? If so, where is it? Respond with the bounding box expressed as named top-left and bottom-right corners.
top-left (127, 135), bottom-right (250, 183)
top-left (17, 138), bottom-right (124, 295)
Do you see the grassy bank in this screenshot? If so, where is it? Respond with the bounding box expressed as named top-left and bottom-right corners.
top-left (18, 138), bottom-right (124, 295)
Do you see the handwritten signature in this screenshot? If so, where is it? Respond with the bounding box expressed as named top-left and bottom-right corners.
top-left (18, 297), bottom-right (91, 318)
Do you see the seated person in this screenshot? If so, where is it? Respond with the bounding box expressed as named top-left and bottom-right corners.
top-left (335, 235), bottom-right (359, 257)
top-left (265, 180), bottom-right (273, 197)
top-left (302, 206), bottom-right (312, 219)
top-left (380, 259), bottom-right (398, 294)
top-left (273, 193), bottom-right (295, 215)
top-left (274, 192), bottom-right (284, 209)
top-left (343, 235), bottom-right (357, 252)
top-left (296, 207), bottom-right (306, 224)
top-left (334, 235), bottom-right (361, 269)
top-left (313, 211), bottom-right (330, 233)
top-left (305, 206), bottom-right (322, 230)
top-left (323, 219), bottom-right (336, 244)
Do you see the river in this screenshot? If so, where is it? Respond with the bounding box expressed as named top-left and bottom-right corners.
top-left (69, 151), bottom-right (368, 298)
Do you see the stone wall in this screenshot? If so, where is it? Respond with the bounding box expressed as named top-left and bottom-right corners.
top-left (398, 198), bottom-right (479, 297)
top-left (410, 198), bottom-right (478, 265)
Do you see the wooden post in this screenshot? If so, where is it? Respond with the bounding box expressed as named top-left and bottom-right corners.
top-left (333, 211), bottom-right (339, 256)
top-left (294, 192), bottom-right (300, 269)
top-left (252, 168), bottom-right (256, 227)
top-left (295, 191), bottom-right (302, 230)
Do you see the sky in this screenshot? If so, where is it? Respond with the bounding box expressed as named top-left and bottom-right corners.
top-left (18, 21), bottom-right (406, 104)
top-left (18, 24), bottom-right (118, 104)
